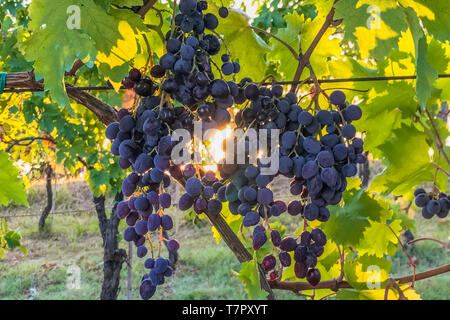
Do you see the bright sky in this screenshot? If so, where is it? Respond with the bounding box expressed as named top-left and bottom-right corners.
top-left (232, 0), bottom-right (260, 19)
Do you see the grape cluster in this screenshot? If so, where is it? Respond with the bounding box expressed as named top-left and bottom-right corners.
top-left (152, 0), bottom-right (240, 133)
top-left (255, 227), bottom-right (325, 286)
top-left (177, 167), bottom-right (225, 215)
top-left (123, 67), bottom-right (156, 97)
top-left (211, 88), bottom-right (365, 286)
top-left (140, 256), bottom-right (174, 299)
top-left (107, 67), bottom-right (187, 299)
top-left (414, 188), bottom-right (449, 219)
top-left (106, 0), bottom-right (369, 297)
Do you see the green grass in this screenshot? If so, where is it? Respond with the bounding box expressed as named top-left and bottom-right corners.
top-left (389, 215), bottom-right (450, 300)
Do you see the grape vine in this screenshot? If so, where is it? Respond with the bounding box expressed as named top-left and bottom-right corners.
top-left (1, 0), bottom-right (448, 301)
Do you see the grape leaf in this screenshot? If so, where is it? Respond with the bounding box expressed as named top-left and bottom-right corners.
top-left (359, 110), bottom-right (403, 160)
top-left (357, 219), bottom-right (402, 258)
top-left (412, 0), bottom-right (450, 44)
top-left (0, 150), bottom-right (28, 207)
top-left (323, 189), bottom-right (386, 247)
top-left (267, 9), bottom-right (340, 80)
top-left (337, 285), bottom-right (421, 300)
top-left (368, 124), bottom-right (443, 199)
top-left (206, 4), bottom-right (270, 82)
top-left (236, 252), bottom-right (267, 300)
top-left (23, 0), bottom-right (139, 106)
top-left (318, 240), bottom-right (340, 272)
top-left (335, 1), bottom-right (407, 60)
top-left (344, 254), bottom-right (392, 290)
top-left (404, 7), bottom-right (438, 108)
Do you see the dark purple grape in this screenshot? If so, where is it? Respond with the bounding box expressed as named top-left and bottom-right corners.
top-left (294, 261), bottom-right (307, 279)
top-left (204, 13), bottom-right (218, 30)
top-left (137, 245), bottom-right (148, 258)
top-left (116, 201), bottom-right (131, 219)
top-left (243, 211), bottom-right (260, 227)
top-left (144, 258), bottom-right (155, 269)
top-left (194, 198), bottom-right (207, 214)
top-left (135, 220), bottom-right (149, 235)
top-left (279, 237), bottom-right (297, 252)
top-left (287, 200), bottom-right (303, 216)
top-left (139, 280), bottom-right (156, 300)
top-left (147, 214), bottom-right (161, 231)
top-left (329, 90), bottom-right (346, 105)
top-left (161, 215), bottom-right (173, 231)
top-left (306, 268), bottom-right (321, 286)
top-left (262, 254), bottom-right (276, 271)
top-left (207, 199), bottom-right (222, 215)
top-left (159, 193), bottom-right (171, 209)
top-left (300, 231), bottom-right (311, 246)
top-left (253, 231), bottom-right (267, 250)
top-left (167, 239), bottom-right (180, 251)
top-left (123, 226), bottom-right (138, 242)
top-left (219, 7), bottom-right (229, 18)
top-left (279, 251), bottom-right (291, 267)
top-left (270, 230), bottom-right (281, 247)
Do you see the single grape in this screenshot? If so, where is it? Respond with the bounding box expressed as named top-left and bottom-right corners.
top-left (279, 251), bottom-right (292, 267)
top-left (262, 255), bottom-right (276, 271)
top-left (329, 90), bottom-right (346, 105)
top-left (219, 7), bottom-right (229, 18)
top-left (279, 237), bottom-right (297, 252)
top-left (243, 211), bottom-right (260, 227)
top-left (306, 268), bottom-right (321, 286)
top-left (161, 215), bottom-right (173, 230)
top-left (167, 239), bottom-right (180, 252)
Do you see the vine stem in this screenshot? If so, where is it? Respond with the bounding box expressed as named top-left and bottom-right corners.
top-left (247, 26), bottom-right (299, 60)
top-left (5, 136), bottom-right (55, 152)
top-left (408, 238), bottom-right (450, 250)
top-left (386, 223), bottom-right (416, 288)
top-left (142, 33), bottom-right (153, 75)
top-left (268, 263), bottom-right (450, 292)
top-left (424, 106), bottom-right (450, 167)
top-left (137, 0), bottom-right (158, 18)
top-left (145, 233), bottom-right (154, 259)
top-left (432, 150), bottom-right (440, 196)
top-left (384, 278), bottom-right (407, 300)
top-left (431, 163), bottom-right (450, 177)
top-left (4, 74), bottom-right (450, 92)
top-left (290, 6), bottom-right (337, 93)
top-left (319, 292), bottom-right (337, 300)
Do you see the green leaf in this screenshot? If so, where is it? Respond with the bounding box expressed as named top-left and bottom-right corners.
top-left (236, 253), bottom-right (267, 300)
top-left (369, 124), bottom-right (439, 199)
top-left (357, 220), bottom-right (402, 258)
top-left (267, 11), bottom-right (302, 80)
top-left (23, 0), bottom-right (140, 106)
top-left (344, 254), bottom-right (391, 291)
top-left (0, 151), bottom-right (28, 207)
top-left (206, 4), bottom-right (270, 82)
top-left (335, 1), bottom-right (407, 60)
top-left (4, 230), bottom-right (22, 250)
top-left (412, 0), bottom-right (450, 43)
top-left (323, 189), bottom-right (386, 246)
top-left (404, 7), bottom-right (438, 107)
top-left (318, 240), bottom-right (340, 272)
top-left (267, 9), bottom-right (340, 79)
